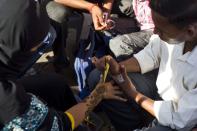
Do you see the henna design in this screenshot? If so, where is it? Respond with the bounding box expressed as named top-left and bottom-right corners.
top-left (84, 84), bottom-right (106, 118)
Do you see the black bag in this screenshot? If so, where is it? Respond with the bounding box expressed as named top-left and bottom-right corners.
top-left (74, 27), bottom-right (108, 98)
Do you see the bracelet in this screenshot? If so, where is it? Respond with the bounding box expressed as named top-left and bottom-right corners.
top-left (111, 74), bottom-right (125, 84)
top-left (88, 4), bottom-right (97, 13)
top-left (65, 112), bottom-right (75, 130)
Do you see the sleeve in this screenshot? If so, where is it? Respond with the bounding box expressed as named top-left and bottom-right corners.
top-left (56, 111), bottom-right (73, 131)
top-left (65, 112), bottom-right (75, 130)
top-left (153, 88), bottom-right (197, 129)
top-left (0, 80), bottom-right (73, 131)
top-left (133, 35), bottom-right (161, 74)
top-left (0, 80), bottom-right (30, 125)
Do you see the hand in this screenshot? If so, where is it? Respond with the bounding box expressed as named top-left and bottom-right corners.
top-left (118, 65), bottom-right (137, 97)
top-left (92, 56), bottom-right (120, 75)
top-left (102, 12), bottom-right (115, 30)
top-left (96, 81), bottom-right (127, 102)
top-left (92, 56), bottom-right (105, 72)
top-left (91, 5), bottom-right (107, 30)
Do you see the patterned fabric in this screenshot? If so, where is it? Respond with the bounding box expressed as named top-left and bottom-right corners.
top-left (133, 0), bottom-right (154, 30)
top-left (51, 116), bottom-right (60, 131)
top-left (109, 30), bottom-right (153, 61)
top-left (2, 94), bottom-right (49, 131)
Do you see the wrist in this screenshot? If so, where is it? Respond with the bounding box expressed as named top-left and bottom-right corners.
top-left (88, 4), bottom-right (97, 13)
top-left (131, 90), bottom-right (138, 100)
top-left (105, 55), bottom-right (123, 77)
top-left (134, 92), bottom-right (149, 106)
top-left (94, 84), bottom-right (106, 100)
top-left (126, 84), bottom-right (138, 100)
top-left (103, 3), bottom-right (113, 14)
top-left (111, 74), bottom-right (137, 99)
top-left (111, 74), bottom-right (125, 84)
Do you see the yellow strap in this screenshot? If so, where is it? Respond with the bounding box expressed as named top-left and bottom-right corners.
top-left (65, 112), bottom-right (75, 130)
top-left (102, 62), bottom-right (110, 83)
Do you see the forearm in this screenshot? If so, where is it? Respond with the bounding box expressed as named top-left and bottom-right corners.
top-left (118, 81), bottom-right (155, 117)
top-left (119, 57), bottom-right (156, 116)
top-left (112, 64), bottom-right (155, 117)
top-left (134, 92), bottom-right (155, 117)
top-left (103, 0), bottom-right (114, 13)
top-left (65, 85), bottom-right (104, 129)
top-left (119, 57), bottom-right (141, 73)
top-left (54, 0), bottom-right (95, 12)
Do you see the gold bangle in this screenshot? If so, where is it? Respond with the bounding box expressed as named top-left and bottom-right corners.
top-left (65, 112), bottom-right (75, 130)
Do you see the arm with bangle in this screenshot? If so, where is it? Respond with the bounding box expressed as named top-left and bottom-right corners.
top-left (65, 80), bottom-right (126, 130)
top-left (104, 56), bottom-right (156, 117)
top-left (112, 66), bottom-right (155, 117)
top-left (64, 83), bottom-right (106, 130)
top-left (64, 61), bottom-right (126, 130)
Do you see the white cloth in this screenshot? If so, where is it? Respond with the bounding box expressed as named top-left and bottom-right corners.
top-left (134, 35), bottom-right (197, 130)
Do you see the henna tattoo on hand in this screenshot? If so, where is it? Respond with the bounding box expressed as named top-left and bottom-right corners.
top-left (83, 84), bottom-right (106, 118)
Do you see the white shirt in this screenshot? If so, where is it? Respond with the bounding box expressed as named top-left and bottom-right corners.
top-left (134, 35), bottom-right (197, 130)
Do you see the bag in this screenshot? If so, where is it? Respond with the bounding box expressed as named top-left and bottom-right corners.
top-left (74, 27), bottom-right (108, 98)
top-left (19, 26), bottom-right (56, 77)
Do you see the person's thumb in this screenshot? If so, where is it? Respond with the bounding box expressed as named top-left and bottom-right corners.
top-left (92, 56), bottom-right (98, 64)
top-left (97, 13), bottom-right (105, 26)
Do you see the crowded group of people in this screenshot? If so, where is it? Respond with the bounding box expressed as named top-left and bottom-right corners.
top-left (0, 0), bottom-right (197, 131)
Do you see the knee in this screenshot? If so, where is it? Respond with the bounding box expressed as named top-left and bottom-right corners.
top-left (119, 0), bottom-right (134, 17)
top-left (46, 1), bottom-right (72, 23)
top-left (109, 35), bottom-right (134, 59)
top-left (109, 36), bottom-right (123, 57)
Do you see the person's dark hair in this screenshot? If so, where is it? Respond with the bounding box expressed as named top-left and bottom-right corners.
top-left (149, 0), bottom-right (197, 28)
